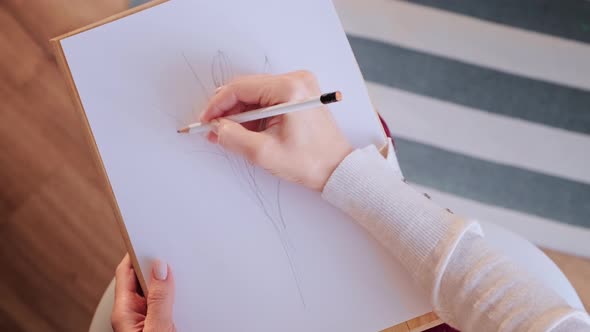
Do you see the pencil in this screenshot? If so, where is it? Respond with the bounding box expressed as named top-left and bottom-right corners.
top-left (177, 91), bottom-right (342, 134)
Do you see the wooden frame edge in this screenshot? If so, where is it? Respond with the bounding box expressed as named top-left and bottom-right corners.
top-left (51, 0), bottom-right (169, 42)
top-left (50, 33), bottom-right (152, 295)
top-left (407, 313), bottom-right (443, 332)
top-left (49, 0), bottom-right (208, 300)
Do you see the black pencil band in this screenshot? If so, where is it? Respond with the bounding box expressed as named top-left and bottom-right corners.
top-left (320, 91), bottom-right (343, 104)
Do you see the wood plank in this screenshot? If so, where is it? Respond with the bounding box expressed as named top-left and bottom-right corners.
top-left (0, 55), bottom-right (102, 220)
top-left (543, 248), bottom-right (590, 312)
top-left (3, 0), bottom-right (128, 55)
top-left (0, 163), bottom-right (125, 331)
top-left (0, 6), bottom-right (46, 87)
top-left (0, 0), bottom-right (128, 331)
top-left (382, 321), bottom-right (410, 332)
top-left (406, 312), bottom-right (443, 332)
top-left (0, 8), bottom-right (62, 217)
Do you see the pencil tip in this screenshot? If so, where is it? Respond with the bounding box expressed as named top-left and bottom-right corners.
top-left (177, 127), bottom-right (190, 134)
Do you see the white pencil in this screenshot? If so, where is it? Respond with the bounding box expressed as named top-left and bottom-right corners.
top-left (177, 91), bottom-right (342, 134)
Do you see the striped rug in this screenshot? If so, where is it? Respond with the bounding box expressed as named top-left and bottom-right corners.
top-left (335, 0), bottom-right (590, 257)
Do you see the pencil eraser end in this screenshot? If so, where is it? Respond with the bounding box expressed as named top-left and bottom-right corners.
top-left (320, 91), bottom-right (342, 104)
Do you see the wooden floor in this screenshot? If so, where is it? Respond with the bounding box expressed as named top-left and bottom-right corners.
top-left (0, 1), bottom-right (128, 331)
top-left (0, 1), bottom-right (588, 331)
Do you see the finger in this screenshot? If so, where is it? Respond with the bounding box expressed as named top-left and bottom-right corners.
top-left (211, 119), bottom-right (274, 165)
top-left (211, 101), bottom-right (254, 120)
top-left (201, 71), bottom-right (316, 122)
top-left (144, 260), bottom-right (176, 332)
top-left (114, 254), bottom-right (136, 297)
top-left (201, 76), bottom-right (272, 122)
top-left (112, 254), bottom-right (145, 330)
top-left (229, 73), bottom-right (272, 84)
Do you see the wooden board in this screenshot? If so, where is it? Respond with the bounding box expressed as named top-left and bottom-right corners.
top-left (51, 0), bottom-right (175, 300)
top-left (49, 0), bottom-right (439, 330)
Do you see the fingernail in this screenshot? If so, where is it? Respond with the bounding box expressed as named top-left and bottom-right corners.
top-left (215, 86), bottom-right (224, 94)
top-left (153, 259), bottom-right (168, 281)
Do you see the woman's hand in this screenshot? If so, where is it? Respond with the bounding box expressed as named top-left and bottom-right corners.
top-left (111, 255), bottom-right (176, 332)
top-left (201, 70), bottom-right (352, 191)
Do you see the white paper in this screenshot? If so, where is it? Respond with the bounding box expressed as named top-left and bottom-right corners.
top-left (61, 0), bottom-right (430, 330)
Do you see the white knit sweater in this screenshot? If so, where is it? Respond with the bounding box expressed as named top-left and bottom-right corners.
top-left (322, 145), bottom-right (590, 332)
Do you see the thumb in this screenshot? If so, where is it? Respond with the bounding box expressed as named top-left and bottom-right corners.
top-left (212, 119), bottom-right (273, 164)
top-left (144, 260), bottom-right (176, 332)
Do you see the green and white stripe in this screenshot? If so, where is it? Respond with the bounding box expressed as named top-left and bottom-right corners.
top-left (335, 0), bottom-right (590, 257)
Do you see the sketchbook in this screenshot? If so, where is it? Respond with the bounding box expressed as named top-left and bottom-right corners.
top-left (52, 0), bottom-right (431, 331)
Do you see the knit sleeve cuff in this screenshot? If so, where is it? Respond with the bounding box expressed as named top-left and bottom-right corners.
top-left (322, 145), bottom-right (482, 297)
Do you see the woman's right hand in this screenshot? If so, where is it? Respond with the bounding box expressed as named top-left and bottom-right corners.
top-left (200, 70), bottom-right (352, 191)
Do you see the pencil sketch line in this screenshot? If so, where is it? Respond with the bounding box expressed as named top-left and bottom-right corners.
top-left (247, 163), bottom-right (281, 233)
top-left (250, 163), bottom-right (274, 208)
top-left (152, 104), bottom-right (179, 122)
top-left (182, 50), bottom-right (305, 307)
top-left (211, 56), bottom-right (220, 88)
top-left (263, 55), bottom-right (272, 74)
top-left (182, 52), bottom-right (209, 98)
top-left (277, 180), bottom-right (287, 229)
top-left (185, 150), bottom-right (226, 158)
top-left (248, 162), bottom-right (303, 304)
top-left (282, 239), bottom-right (306, 306)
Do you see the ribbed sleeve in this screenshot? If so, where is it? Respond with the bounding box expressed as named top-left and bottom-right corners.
top-left (322, 146), bottom-right (589, 332)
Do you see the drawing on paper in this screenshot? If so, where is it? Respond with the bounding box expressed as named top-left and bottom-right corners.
top-left (164, 50), bottom-right (305, 306)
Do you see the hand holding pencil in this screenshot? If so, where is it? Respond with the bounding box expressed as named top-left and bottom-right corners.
top-left (196, 70), bottom-right (353, 191)
top-left (178, 91), bottom-right (342, 134)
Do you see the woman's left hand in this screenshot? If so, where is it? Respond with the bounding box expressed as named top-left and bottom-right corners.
top-left (111, 254), bottom-right (176, 332)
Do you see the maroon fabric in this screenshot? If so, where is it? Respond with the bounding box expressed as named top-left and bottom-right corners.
top-left (379, 114), bottom-right (391, 138)
top-left (424, 324), bottom-right (460, 332)
top-left (378, 114), bottom-right (395, 149)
